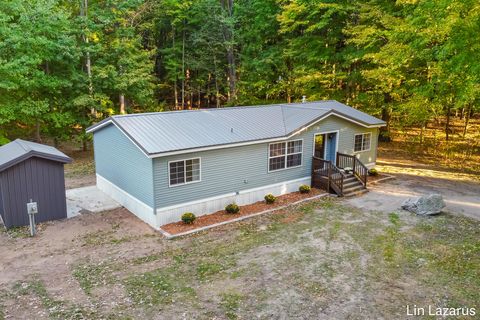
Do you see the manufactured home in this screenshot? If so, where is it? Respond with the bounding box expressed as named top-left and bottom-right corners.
top-left (87, 101), bottom-right (385, 228)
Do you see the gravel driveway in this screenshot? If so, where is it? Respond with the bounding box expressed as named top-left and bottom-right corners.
top-left (347, 163), bottom-right (480, 220)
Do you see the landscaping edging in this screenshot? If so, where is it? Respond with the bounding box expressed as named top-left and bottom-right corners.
top-left (159, 192), bottom-right (330, 239)
top-left (368, 173), bottom-right (395, 184)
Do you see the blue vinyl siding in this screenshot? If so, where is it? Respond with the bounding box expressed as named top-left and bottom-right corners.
top-left (153, 114), bottom-right (379, 208)
top-left (93, 124), bottom-right (154, 207)
top-left (93, 114), bottom-right (378, 211)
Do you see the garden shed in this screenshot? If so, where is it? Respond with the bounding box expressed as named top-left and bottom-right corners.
top-left (0, 139), bottom-right (72, 229)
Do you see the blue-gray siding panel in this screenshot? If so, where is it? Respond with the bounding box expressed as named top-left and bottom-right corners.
top-left (93, 124), bottom-right (154, 207)
top-left (153, 114), bottom-right (379, 209)
top-left (0, 179), bottom-right (4, 220)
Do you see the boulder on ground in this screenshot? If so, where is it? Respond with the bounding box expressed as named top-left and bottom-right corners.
top-left (401, 194), bottom-right (446, 215)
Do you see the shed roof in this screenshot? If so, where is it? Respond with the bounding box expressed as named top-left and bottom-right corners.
top-left (86, 100), bottom-right (385, 157)
top-left (0, 139), bottom-right (72, 172)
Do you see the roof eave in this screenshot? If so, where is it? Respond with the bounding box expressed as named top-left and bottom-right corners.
top-left (0, 151), bottom-right (72, 173)
top-left (85, 106), bottom-right (386, 159)
top-left (86, 117), bottom-right (114, 133)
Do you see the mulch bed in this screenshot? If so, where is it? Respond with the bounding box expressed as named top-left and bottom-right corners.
top-left (161, 188), bottom-right (326, 235)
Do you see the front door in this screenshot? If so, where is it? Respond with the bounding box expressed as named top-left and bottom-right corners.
top-left (314, 134), bottom-right (326, 158)
top-left (314, 132), bottom-right (337, 164)
top-left (325, 132), bottom-right (337, 163)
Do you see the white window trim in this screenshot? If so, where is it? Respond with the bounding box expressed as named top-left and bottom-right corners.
top-left (168, 157), bottom-right (202, 187)
top-left (353, 133), bottom-right (372, 153)
top-left (268, 139), bottom-right (303, 173)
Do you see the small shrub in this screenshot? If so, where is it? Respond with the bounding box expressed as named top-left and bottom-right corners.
top-left (264, 194), bottom-right (276, 204)
top-left (181, 212), bottom-right (196, 224)
top-left (225, 203), bottom-right (240, 214)
top-left (368, 168), bottom-right (379, 176)
top-left (299, 184), bottom-right (311, 194)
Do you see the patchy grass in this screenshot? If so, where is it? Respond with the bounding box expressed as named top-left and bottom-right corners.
top-left (220, 292), bottom-right (243, 319)
top-left (72, 261), bottom-right (119, 295)
top-left (129, 253), bottom-right (164, 265)
top-left (11, 279), bottom-right (96, 319)
top-left (81, 228), bottom-right (137, 247)
top-left (1, 196), bottom-right (479, 318)
top-left (2, 226), bottom-right (31, 238)
top-left (123, 267), bottom-right (196, 307)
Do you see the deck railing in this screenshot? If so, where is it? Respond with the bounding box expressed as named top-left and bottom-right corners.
top-left (336, 152), bottom-right (368, 188)
top-left (312, 156), bottom-right (345, 196)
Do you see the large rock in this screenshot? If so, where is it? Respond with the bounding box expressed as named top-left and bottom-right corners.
top-left (401, 194), bottom-right (446, 215)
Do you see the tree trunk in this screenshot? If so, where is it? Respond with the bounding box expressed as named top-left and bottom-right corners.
top-left (119, 94), bottom-right (126, 114)
top-left (197, 85), bottom-right (201, 109)
top-left (181, 24), bottom-right (186, 110)
top-left (445, 105), bottom-right (451, 141)
top-left (463, 104), bottom-right (471, 138)
top-left (227, 49), bottom-right (236, 103)
top-left (207, 73), bottom-right (211, 108)
top-left (222, 0), bottom-right (236, 103)
top-left (419, 123), bottom-right (425, 145)
top-left (35, 119), bottom-right (42, 143)
top-left (189, 90), bottom-right (193, 110)
top-left (213, 58), bottom-right (220, 108)
top-left (80, 0), bottom-right (95, 116)
top-left (173, 28), bottom-right (178, 110)
top-left (380, 105), bottom-right (392, 142)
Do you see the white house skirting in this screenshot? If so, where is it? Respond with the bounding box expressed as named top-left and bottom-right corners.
top-left (96, 174), bottom-right (157, 229)
top-left (155, 176), bottom-right (311, 226)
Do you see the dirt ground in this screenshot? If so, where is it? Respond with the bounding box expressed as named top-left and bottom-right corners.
top-left (1, 181), bottom-right (479, 319)
top-left (64, 150), bottom-right (96, 189)
top-left (348, 159), bottom-right (480, 221)
top-left (1, 150), bottom-right (479, 319)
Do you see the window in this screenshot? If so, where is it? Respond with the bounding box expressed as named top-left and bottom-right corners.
top-left (354, 133), bottom-right (371, 152)
top-left (169, 158), bottom-right (200, 186)
top-left (269, 140), bottom-right (303, 171)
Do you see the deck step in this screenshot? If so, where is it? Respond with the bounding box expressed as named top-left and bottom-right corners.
top-left (344, 188), bottom-right (368, 197)
top-left (344, 180), bottom-right (362, 188)
top-left (343, 184), bottom-right (365, 194)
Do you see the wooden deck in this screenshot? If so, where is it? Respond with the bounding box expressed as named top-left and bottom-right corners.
top-left (312, 153), bottom-right (368, 196)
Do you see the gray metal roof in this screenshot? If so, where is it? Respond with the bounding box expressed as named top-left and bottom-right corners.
top-left (87, 100), bottom-right (385, 156)
top-left (0, 139), bottom-right (72, 172)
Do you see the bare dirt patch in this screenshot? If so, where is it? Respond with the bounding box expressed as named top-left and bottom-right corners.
top-left (362, 154), bottom-right (480, 220)
top-left (1, 168), bottom-right (479, 319)
top-left (64, 150), bottom-right (96, 189)
top-left (161, 188), bottom-right (325, 235)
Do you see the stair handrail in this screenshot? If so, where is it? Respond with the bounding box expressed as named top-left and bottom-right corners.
top-left (312, 156), bottom-right (345, 196)
top-left (336, 152), bottom-right (368, 188)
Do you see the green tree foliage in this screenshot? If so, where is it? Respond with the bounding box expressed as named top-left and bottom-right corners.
top-left (0, 0), bottom-right (80, 142)
top-left (0, 0), bottom-right (478, 145)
